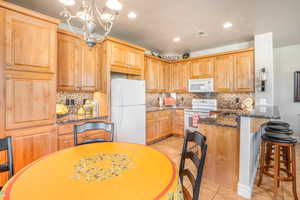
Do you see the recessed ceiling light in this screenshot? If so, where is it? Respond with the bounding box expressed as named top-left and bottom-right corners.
top-left (128, 12), bottom-right (137, 19)
top-left (59, 0), bottom-right (75, 6)
top-left (173, 37), bottom-right (181, 42)
top-left (223, 22), bottom-right (233, 29)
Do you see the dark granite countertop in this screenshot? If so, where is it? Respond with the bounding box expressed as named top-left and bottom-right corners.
top-left (146, 106), bottom-right (191, 112)
top-left (198, 113), bottom-right (240, 128)
top-left (56, 114), bottom-right (109, 124)
top-left (238, 106), bottom-right (280, 119)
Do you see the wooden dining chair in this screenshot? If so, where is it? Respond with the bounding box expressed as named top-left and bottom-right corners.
top-left (179, 130), bottom-right (207, 200)
top-left (0, 136), bottom-right (14, 188)
top-left (73, 122), bottom-right (114, 146)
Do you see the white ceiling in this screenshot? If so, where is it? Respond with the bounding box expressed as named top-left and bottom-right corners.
top-left (7, 0), bottom-right (300, 55)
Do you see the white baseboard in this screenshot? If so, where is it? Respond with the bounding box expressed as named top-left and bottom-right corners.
top-left (237, 183), bottom-right (252, 199)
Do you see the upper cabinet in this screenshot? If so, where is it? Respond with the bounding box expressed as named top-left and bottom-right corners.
top-left (169, 61), bottom-right (190, 92)
top-left (234, 51), bottom-right (254, 92)
top-left (190, 58), bottom-right (214, 79)
top-left (57, 30), bottom-right (98, 92)
top-left (145, 56), bottom-right (163, 92)
top-left (214, 55), bottom-right (234, 92)
top-left (4, 10), bottom-right (57, 74)
top-left (107, 37), bottom-right (145, 76)
top-left (214, 50), bottom-right (254, 92)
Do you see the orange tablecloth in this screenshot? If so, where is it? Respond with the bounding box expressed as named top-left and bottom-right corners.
top-left (0, 143), bottom-right (183, 200)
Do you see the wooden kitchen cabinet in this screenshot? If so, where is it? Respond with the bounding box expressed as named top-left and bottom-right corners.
top-left (80, 44), bottom-right (98, 91)
top-left (146, 110), bottom-right (172, 144)
top-left (4, 10), bottom-right (57, 74)
top-left (107, 37), bottom-right (145, 75)
top-left (169, 62), bottom-right (190, 92)
top-left (5, 71), bottom-right (56, 130)
top-left (214, 55), bottom-right (234, 92)
top-left (144, 56), bottom-right (168, 92)
top-left (234, 51), bottom-right (254, 92)
top-left (172, 110), bottom-right (184, 136)
top-left (58, 30), bottom-right (98, 92)
top-left (11, 125), bottom-right (57, 172)
top-left (190, 57), bottom-right (214, 79)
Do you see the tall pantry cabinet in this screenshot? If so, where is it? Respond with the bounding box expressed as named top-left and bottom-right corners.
top-left (0, 1), bottom-right (59, 184)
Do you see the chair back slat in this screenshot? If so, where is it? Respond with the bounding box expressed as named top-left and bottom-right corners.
top-left (0, 136), bottom-right (14, 178)
top-left (74, 122), bottom-right (114, 146)
top-left (186, 151), bottom-right (200, 167)
top-left (181, 169), bottom-right (196, 189)
top-left (179, 130), bottom-right (207, 200)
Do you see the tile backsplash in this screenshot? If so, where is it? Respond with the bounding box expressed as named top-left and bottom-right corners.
top-left (146, 92), bottom-right (254, 110)
top-left (56, 92), bottom-right (93, 107)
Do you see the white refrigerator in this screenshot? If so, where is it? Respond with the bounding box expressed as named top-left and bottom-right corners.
top-left (111, 79), bottom-right (146, 144)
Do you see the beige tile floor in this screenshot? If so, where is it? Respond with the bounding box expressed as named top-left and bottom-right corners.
top-left (150, 136), bottom-right (300, 200)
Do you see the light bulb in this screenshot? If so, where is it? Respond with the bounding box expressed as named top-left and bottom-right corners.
top-left (106, 0), bottom-right (123, 11)
top-left (101, 13), bottom-right (114, 22)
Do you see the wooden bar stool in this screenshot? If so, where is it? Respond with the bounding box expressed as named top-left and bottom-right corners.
top-left (258, 133), bottom-right (298, 200)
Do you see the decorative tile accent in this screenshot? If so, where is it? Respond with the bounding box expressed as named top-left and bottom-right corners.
top-left (217, 93), bottom-right (254, 110)
top-left (146, 92), bottom-right (254, 110)
top-left (57, 92), bottom-right (93, 107)
top-left (72, 153), bottom-right (133, 182)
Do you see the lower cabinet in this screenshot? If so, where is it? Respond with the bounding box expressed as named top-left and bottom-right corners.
top-left (146, 109), bottom-right (183, 144)
top-left (11, 125), bottom-right (57, 172)
top-left (172, 110), bottom-right (184, 136)
top-left (146, 110), bottom-right (172, 144)
top-left (199, 124), bottom-right (240, 191)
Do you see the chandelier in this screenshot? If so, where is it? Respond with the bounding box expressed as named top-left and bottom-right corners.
top-left (59, 0), bottom-right (123, 47)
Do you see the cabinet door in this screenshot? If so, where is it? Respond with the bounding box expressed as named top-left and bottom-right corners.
top-left (214, 55), bottom-right (234, 92)
top-left (171, 63), bottom-right (181, 92)
top-left (180, 62), bottom-right (190, 91)
top-left (159, 111), bottom-right (171, 137)
top-left (58, 33), bottom-right (81, 91)
top-left (158, 61), bottom-right (164, 91)
top-left (234, 51), bottom-right (254, 92)
top-left (81, 45), bottom-right (97, 91)
top-left (127, 48), bottom-right (144, 69)
top-left (172, 110), bottom-right (184, 135)
top-left (12, 126), bottom-right (57, 172)
top-left (111, 43), bottom-right (127, 66)
top-left (145, 58), bottom-right (160, 91)
top-left (191, 58), bottom-right (214, 78)
top-left (163, 62), bottom-right (170, 91)
top-left (146, 112), bottom-right (158, 143)
top-left (5, 10), bottom-right (57, 73)
top-left (5, 71), bottom-right (56, 130)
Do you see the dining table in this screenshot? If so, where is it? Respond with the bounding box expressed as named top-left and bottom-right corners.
top-left (0, 142), bottom-right (183, 200)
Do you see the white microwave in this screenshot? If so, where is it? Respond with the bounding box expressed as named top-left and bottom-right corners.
top-left (188, 78), bottom-right (214, 93)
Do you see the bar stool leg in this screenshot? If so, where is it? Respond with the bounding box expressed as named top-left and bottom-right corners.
top-left (258, 141), bottom-right (266, 187)
top-left (273, 144), bottom-right (280, 198)
top-left (291, 144), bottom-right (298, 200)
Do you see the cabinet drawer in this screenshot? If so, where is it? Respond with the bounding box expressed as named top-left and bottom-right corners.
top-left (146, 112), bottom-right (155, 121)
top-left (57, 123), bottom-right (74, 135)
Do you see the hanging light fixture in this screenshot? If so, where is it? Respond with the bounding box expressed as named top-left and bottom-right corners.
top-left (59, 0), bottom-right (123, 47)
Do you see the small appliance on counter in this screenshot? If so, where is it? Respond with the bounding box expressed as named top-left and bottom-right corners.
top-left (164, 93), bottom-right (176, 107)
